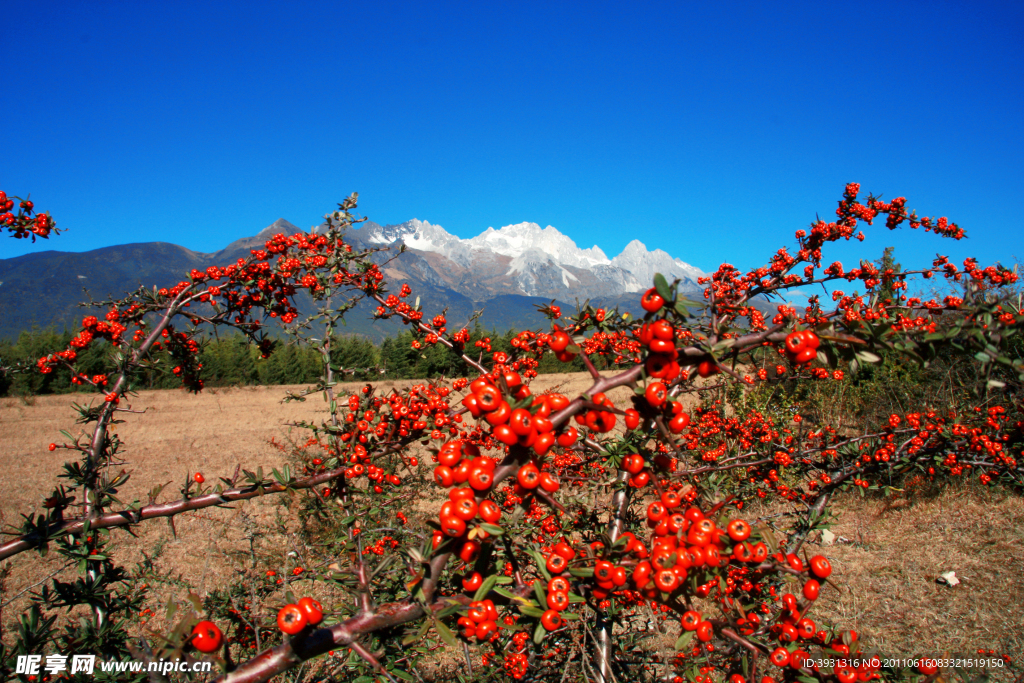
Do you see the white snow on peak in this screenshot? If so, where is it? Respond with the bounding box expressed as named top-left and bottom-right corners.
top-left (507, 249), bottom-right (580, 289)
top-left (367, 219), bottom-right (454, 248)
top-left (611, 239), bottom-right (705, 288)
top-left (367, 219), bottom-right (615, 272)
top-left (395, 219), bottom-right (454, 252)
top-left (467, 223), bottom-right (611, 269)
top-left (356, 218), bottom-right (704, 296)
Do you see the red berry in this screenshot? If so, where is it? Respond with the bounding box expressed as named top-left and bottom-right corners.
top-left (809, 555), bottom-right (832, 579)
top-left (517, 463), bottom-right (541, 489)
top-left (641, 288), bottom-right (665, 313)
top-left (298, 597), bottom-right (323, 625)
top-left (681, 610), bottom-right (701, 631)
top-left (645, 382), bottom-right (667, 408)
top-left (191, 620), bottom-right (223, 653)
top-left (540, 609), bottom-right (563, 631)
top-left (277, 604), bottom-right (307, 635)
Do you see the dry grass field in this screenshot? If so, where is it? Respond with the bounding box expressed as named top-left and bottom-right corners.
top-left (1, 375), bottom-right (1022, 672)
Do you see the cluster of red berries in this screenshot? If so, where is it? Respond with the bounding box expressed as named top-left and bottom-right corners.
top-left (635, 319), bottom-right (690, 379)
top-left (435, 476), bottom-right (502, 541)
top-left (632, 499), bottom-right (730, 607)
top-left (539, 574), bottom-right (572, 631)
top-left (768, 630), bottom-right (875, 682)
top-left (763, 553), bottom-right (832, 645)
top-left (502, 651), bottom-right (529, 679)
top-left (619, 451), bottom-right (661, 488)
top-left (456, 599), bottom-right (499, 642)
top-left (276, 597), bottom-right (324, 635)
top-left (433, 440), bottom-right (496, 494)
top-left (544, 325), bottom-right (578, 363)
top-left (460, 373), bottom-right (577, 455)
top-left (0, 191), bottom-right (57, 241)
top-left (783, 329), bottom-right (820, 365)
top-left (362, 535), bottom-right (399, 556)
top-left (572, 391), bottom-right (617, 433)
top-left (625, 380), bottom-right (692, 435)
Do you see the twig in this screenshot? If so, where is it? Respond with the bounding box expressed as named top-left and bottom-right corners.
top-left (1, 561), bottom-right (74, 609)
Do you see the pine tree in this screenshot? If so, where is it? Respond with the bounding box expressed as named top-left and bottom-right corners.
top-left (874, 246), bottom-right (902, 306)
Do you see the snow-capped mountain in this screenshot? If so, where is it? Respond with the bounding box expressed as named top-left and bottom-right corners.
top-left (466, 222), bottom-right (611, 269)
top-left (350, 219), bottom-right (704, 301)
top-left (611, 239), bottom-right (704, 289)
top-left (0, 216), bottom-right (709, 343)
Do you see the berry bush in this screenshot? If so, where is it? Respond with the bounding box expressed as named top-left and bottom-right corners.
top-left (1, 186), bottom-right (1022, 683)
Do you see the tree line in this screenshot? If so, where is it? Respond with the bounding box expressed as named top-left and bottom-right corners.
top-left (0, 323), bottom-right (589, 396)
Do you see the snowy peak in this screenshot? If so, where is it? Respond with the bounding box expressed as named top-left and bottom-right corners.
top-left (365, 219), bottom-right (457, 250)
top-left (611, 239), bottom-right (704, 287)
top-left (466, 222), bottom-right (611, 269)
top-left (350, 217), bottom-right (705, 300)
top-left (507, 249), bottom-right (581, 293)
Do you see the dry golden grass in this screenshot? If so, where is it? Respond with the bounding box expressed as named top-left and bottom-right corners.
top-left (0, 376), bottom-right (1021, 670)
top-left (0, 375), bottom-right (633, 639)
top-left (804, 485), bottom-right (1024, 659)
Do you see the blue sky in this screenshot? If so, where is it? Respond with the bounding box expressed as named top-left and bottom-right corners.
top-left (5, 0), bottom-right (1023, 294)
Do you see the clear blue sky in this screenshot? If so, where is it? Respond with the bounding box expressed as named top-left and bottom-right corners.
top-left (6, 0), bottom-right (1023, 292)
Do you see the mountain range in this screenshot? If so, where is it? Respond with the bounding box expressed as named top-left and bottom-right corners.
top-left (0, 218), bottom-right (707, 342)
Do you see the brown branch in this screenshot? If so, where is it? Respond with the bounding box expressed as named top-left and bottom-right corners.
top-left (580, 349), bottom-right (603, 380)
top-left (349, 639), bottom-right (399, 683)
top-left (0, 464), bottom-right (354, 561)
top-left (215, 584), bottom-right (533, 683)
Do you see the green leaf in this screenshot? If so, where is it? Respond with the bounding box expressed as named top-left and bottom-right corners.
top-left (533, 579), bottom-right (547, 608)
top-left (533, 621), bottom-right (547, 645)
top-left (494, 586), bottom-right (519, 600)
top-left (479, 523), bottom-right (504, 536)
top-left (391, 669), bottom-right (414, 681)
top-left (527, 549), bottom-right (552, 582)
top-left (434, 620), bottom-right (458, 648)
top-left (519, 605), bottom-right (545, 618)
top-left (186, 592), bottom-right (203, 612)
top-left (165, 597), bottom-right (177, 620)
top-left (855, 350), bottom-right (881, 363)
top-left (495, 576), bottom-right (513, 585)
top-left (474, 575), bottom-right (498, 602)
top-left (568, 567), bottom-right (594, 578)
top-left (435, 603), bottom-right (464, 620)
top-left (755, 524), bottom-right (779, 554)
top-left (653, 272), bottom-right (672, 302)
top-left (674, 631), bottom-right (694, 650)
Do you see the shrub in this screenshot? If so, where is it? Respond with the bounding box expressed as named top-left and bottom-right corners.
top-left (2, 186), bottom-right (1022, 683)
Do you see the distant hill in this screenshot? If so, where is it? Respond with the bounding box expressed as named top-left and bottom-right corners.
top-left (1, 216), bottom-right (762, 342)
